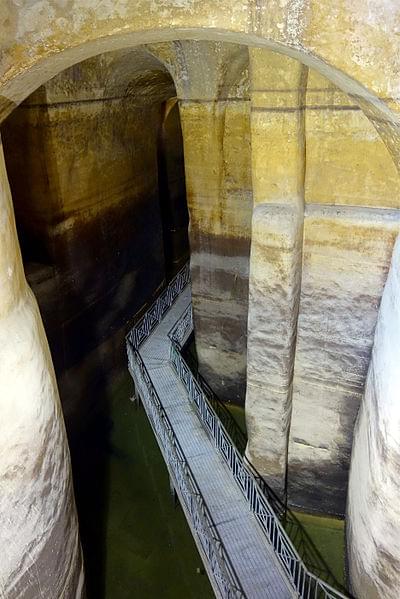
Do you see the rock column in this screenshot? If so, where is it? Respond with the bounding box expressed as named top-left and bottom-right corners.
top-left (288, 206), bottom-right (400, 514)
top-left (0, 137), bottom-right (84, 597)
top-left (171, 41), bottom-right (253, 404)
top-left (347, 235), bottom-right (400, 599)
top-left (245, 49), bottom-right (307, 495)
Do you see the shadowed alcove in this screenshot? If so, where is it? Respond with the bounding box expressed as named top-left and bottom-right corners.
top-left (1, 47), bottom-right (197, 598)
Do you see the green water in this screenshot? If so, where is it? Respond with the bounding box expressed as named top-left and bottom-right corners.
top-left (73, 374), bottom-right (213, 599)
top-left (226, 403), bottom-right (247, 435)
top-left (291, 511), bottom-right (345, 587)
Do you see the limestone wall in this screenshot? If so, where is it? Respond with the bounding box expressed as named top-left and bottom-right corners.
top-left (0, 48), bottom-right (191, 596)
top-left (288, 72), bottom-right (400, 514)
top-left (245, 49), bottom-right (400, 515)
top-left (304, 71), bottom-right (400, 210)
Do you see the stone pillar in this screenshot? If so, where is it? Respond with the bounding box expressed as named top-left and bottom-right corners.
top-left (245, 49), bottom-right (307, 495)
top-left (0, 137), bottom-right (84, 597)
top-left (347, 235), bottom-right (400, 599)
top-left (173, 42), bottom-right (252, 404)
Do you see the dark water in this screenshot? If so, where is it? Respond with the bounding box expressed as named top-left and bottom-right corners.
top-left (73, 374), bottom-right (213, 599)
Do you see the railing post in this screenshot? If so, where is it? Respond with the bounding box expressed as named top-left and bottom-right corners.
top-left (169, 475), bottom-right (178, 508)
top-left (129, 380), bottom-right (141, 408)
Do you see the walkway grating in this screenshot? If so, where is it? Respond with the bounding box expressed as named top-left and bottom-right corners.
top-left (130, 286), bottom-right (296, 599)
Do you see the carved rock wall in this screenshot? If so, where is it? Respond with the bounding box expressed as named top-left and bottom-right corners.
top-left (287, 71), bottom-right (400, 514)
top-left (347, 236), bottom-right (400, 599)
top-left (246, 50), bottom-right (400, 517)
top-left (289, 205), bottom-right (400, 514)
top-left (1, 4), bottom-right (400, 597)
top-left (0, 138), bottom-right (84, 598)
top-left (245, 49), bottom-right (306, 495)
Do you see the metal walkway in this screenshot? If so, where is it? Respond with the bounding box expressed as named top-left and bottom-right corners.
top-left (126, 265), bottom-right (348, 599)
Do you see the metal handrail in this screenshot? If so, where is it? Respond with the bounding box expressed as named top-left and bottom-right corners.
top-left (126, 264), bottom-right (245, 598)
top-left (168, 297), bottom-right (349, 599)
top-left (127, 262), bottom-right (190, 349)
top-left (179, 326), bottom-right (346, 591)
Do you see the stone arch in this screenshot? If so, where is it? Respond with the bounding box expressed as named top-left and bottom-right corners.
top-left (1, 1), bottom-right (400, 166)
